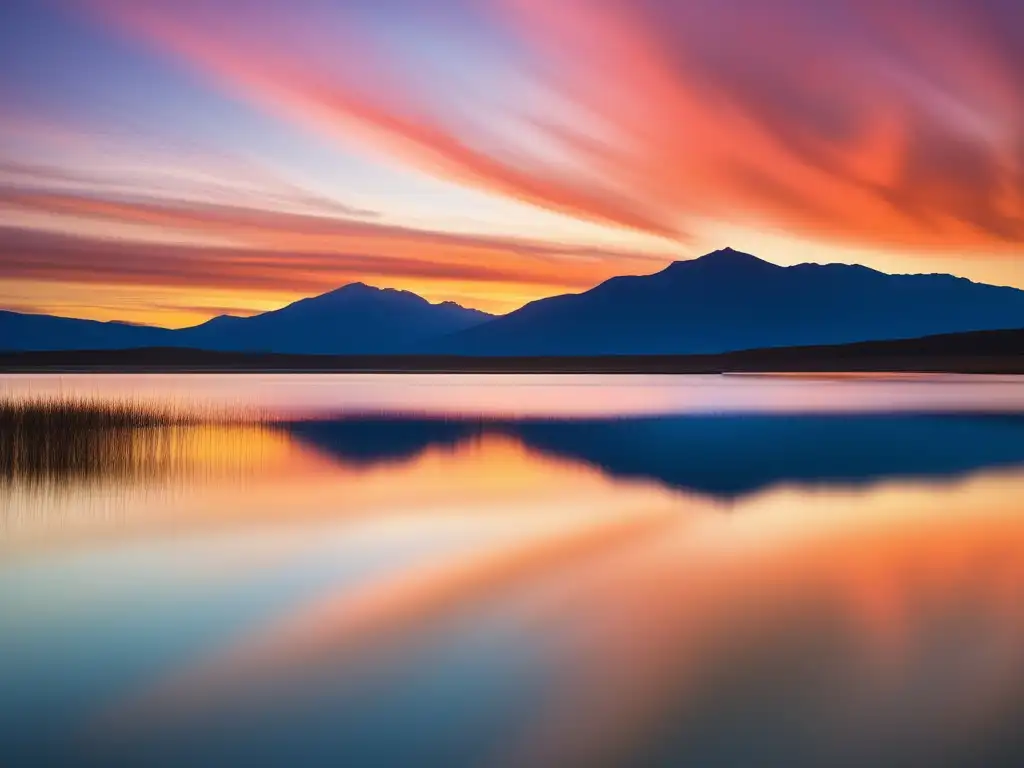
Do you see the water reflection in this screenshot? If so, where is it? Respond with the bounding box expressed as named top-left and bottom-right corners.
top-left (283, 419), bottom-right (485, 467)
top-left (0, 423), bottom-right (314, 546)
top-left (1, 424), bottom-right (278, 488)
top-left (502, 483), bottom-right (1024, 768)
top-left (26, 470), bottom-right (1024, 768)
top-left (504, 414), bottom-right (1024, 496)
top-left (2, 375), bottom-right (1024, 767)
top-left (7, 411), bottom-right (1024, 548)
top-left (8, 413), bottom-right (1024, 499)
top-left (6, 372), bottom-right (1024, 418)
top-left (278, 414), bottom-right (1024, 497)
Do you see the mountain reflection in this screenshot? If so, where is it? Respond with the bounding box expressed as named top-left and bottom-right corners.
top-left (282, 419), bottom-right (484, 467)
top-left (277, 415), bottom-right (1024, 497)
top-left (504, 414), bottom-right (1024, 496)
top-left (7, 414), bottom-right (1024, 499)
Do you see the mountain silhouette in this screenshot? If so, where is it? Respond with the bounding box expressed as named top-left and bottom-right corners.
top-left (432, 248), bottom-right (1024, 355)
top-left (0, 310), bottom-right (174, 351)
top-left (5, 251), bottom-right (1024, 354)
top-left (0, 284), bottom-right (491, 354)
top-left (173, 283), bottom-right (492, 354)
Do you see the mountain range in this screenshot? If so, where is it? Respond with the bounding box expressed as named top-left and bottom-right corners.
top-left (438, 248), bottom-right (1024, 355)
top-left (0, 283), bottom-right (492, 354)
top-left (4, 248), bottom-right (1024, 355)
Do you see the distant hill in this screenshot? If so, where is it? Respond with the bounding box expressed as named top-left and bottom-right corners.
top-left (0, 284), bottom-right (492, 354)
top-left (172, 283), bottom-right (492, 354)
top-left (0, 310), bottom-right (173, 351)
top-left (1, 327), bottom-right (1022, 373)
top-left (432, 248), bottom-right (1024, 355)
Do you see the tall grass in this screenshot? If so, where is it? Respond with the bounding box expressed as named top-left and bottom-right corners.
top-left (0, 395), bottom-right (269, 486)
top-left (0, 395), bottom-right (266, 431)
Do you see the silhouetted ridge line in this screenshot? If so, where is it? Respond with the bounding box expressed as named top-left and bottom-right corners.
top-left (4, 250), bottom-right (1024, 355)
top-left (433, 249), bottom-right (1024, 355)
top-left (0, 283), bottom-right (492, 354)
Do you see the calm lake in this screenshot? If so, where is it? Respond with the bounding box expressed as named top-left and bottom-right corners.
top-left (3, 373), bottom-right (1024, 767)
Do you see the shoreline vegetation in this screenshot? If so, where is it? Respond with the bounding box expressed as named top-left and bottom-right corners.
top-left (0, 397), bottom-right (269, 486)
top-left (0, 396), bottom-right (267, 429)
top-left (0, 328), bottom-right (1022, 374)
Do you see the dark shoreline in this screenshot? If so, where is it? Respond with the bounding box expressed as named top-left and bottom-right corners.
top-left (2, 328), bottom-right (1023, 374)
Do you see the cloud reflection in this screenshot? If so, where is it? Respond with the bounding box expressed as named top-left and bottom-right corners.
top-left (3, 382), bottom-right (1024, 765)
top-left (81, 458), bottom-right (1024, 768)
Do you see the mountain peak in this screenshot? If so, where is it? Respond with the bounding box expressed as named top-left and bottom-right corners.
top-left (314, 282), bottom-right (426, 305)
top-left (659, 247), bottom-right (776, 277)
top-left (696, 247), bottom-right (773, 266)
top-left (436, 299), bottom-right (491, 316)
top-left (324, 282), bottom-right (376, 296)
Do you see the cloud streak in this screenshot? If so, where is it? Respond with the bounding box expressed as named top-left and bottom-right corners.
top-left (505, 0), bottom-right (1023, 249)
top-left (87, 0), bottom-right (682, 240)
top-left (4, 0), bottom-right (1024, 323)
top-left (0, 198), bottom-right (666, 322)
top-left (85, 0), bottom-right (1024, 252)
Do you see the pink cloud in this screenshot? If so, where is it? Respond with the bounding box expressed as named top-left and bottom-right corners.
top-left (82, 0), bottom-right (1023, 253)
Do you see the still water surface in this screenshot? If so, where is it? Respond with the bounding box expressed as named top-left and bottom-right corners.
top-left (2, 374), bottom-right (1024, 766)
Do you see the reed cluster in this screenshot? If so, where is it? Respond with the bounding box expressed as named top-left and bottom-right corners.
top-left (0, 395), bottom-right (269, 485)
top-left (0, 395), bottom-right (266, 431)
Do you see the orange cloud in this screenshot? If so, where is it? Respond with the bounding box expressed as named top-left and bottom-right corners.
top-left (503, 0), bottom-right (1023, 251)
top-left (0, 197), bottom-right (666, 322)
top-left (6, 0), bottom-right (1023, 325)
top-left (83, 0), bottom-right (1023, 254)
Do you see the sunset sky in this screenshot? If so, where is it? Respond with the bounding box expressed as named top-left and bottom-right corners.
top-left (1, 0), bottom-right (1022, 327)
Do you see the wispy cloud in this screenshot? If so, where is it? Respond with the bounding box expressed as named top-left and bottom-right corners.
top-left (0, 209), bottom-right (665, 322)
top-left (502, 0), bottom-right (1023, 249)
top-left (86, 0), bottom-right (683, 240)
top-left (3, 0), bottom-right (1023, 323)
top-left (85, 0), bottom-right (1024, 252)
